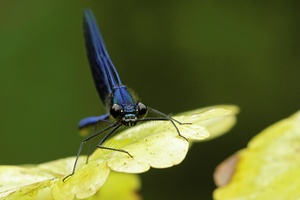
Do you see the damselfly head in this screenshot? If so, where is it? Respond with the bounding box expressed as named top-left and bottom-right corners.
top-left (110, 102), bottom-right (148, 126)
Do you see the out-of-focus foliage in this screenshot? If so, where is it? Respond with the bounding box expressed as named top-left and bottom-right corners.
top-left (0, 158), bottom-right (140, 200)
top-left (214, 110), bottom-right (300, 200)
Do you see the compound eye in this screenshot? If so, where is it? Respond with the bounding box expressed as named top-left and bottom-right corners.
top-left (110, 104), bottom-right (122, 118)
top-left (137, 102), bottom-right (148, 118)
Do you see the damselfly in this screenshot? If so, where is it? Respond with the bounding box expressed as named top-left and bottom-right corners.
top-left (65, 9), bottom-right (188, 180)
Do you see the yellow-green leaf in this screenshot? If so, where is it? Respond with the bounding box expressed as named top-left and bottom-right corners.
top-left (90, 105), bottom-right (238, 173)
top-left (214, 110), bottom-right (300, 200)
top-left (0, 105), bottom-right (238, 200)
top-left (85, 172), bottom-right (141, 200)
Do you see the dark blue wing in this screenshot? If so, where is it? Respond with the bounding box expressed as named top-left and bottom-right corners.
top-left (83, 9), bottom-right (122, 106)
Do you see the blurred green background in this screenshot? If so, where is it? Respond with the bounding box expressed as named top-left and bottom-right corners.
top-left (0, 1), bottom-right (299, 199)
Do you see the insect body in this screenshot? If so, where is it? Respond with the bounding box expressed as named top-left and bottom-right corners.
top-left (64, 9), bottom-right (187, 180)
